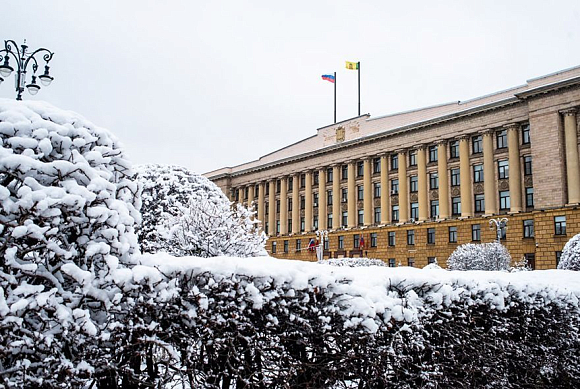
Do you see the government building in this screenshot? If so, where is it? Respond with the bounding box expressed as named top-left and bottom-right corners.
top-left (206, 66), bottom-right (580, 269)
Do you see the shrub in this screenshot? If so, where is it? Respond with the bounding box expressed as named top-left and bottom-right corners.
top-left (558, 233), bottom-right (580, 271)
top-left (447, 242), bottom-right (511, 271)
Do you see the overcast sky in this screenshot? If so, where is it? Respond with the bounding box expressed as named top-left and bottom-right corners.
top-left (2, 1), bottom-right (580, 174)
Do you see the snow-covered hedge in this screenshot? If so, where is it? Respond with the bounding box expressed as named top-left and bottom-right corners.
top-left (0, 100), bottom-right (140, 387)
top-left (134, 164), bottom-right (266, 257)
top-left (447, 242), bottom-right (512, 271)
top-left (559, 232), bottom-right (580, 271)
top-left (97, 255), bottom-right (580, 388)
top-left (320, 257), bottom-right (387, 267)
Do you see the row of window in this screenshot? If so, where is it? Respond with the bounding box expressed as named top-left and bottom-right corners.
top-left (236, 155), bottom-right (533, 203)
top-left (264, 188), bottom-right (535, 232)
top-left (271, 215), bottom-right (566, 252)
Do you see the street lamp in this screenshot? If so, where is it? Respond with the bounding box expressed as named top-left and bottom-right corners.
top-left (489, 218), bottom-right (508, 243)
top-left (315, 230), bottom-right (329, 261)
top-left (0, 39), bottom-right (54, 100)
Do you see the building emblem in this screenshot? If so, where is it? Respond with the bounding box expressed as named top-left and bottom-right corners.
top-left (336, 127), bottom-right (345, 143)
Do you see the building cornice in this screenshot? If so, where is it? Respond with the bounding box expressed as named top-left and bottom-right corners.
top-left (514, 76), bottom-right (580, 99)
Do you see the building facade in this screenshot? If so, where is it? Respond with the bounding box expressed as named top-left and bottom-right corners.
top-left (206, 66), bottom-right (580, 269)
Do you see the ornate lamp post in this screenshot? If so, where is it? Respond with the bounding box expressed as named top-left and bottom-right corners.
top-left (489, 218), bottom-right (508, 243)
top-left (0, 40), bottom-right (55, 100)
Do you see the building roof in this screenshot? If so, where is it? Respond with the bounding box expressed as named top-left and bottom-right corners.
top-left (206, 65), bottom-right (580, 179)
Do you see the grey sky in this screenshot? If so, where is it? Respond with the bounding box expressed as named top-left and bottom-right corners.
top-left (2, 1), bottom-right (580, 174)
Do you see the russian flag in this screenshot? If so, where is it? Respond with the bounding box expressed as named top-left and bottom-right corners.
top-left (321, 74), bottom-right (335, 83)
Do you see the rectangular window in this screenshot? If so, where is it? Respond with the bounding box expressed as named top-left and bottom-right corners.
top-left (288, 219), bottom-right (292, 232)
top-left (265, 185), bottom-right (269, 196)
top-left (276, 220), bottom-right (280, 234)
top-left (522, 124), bottom-right (530, 145)
top-left (473, 164), bottom-right (484, 183)
top-left (300, 174), bottom-right (306, 188)
top-left (524, 155), bottom-right (532, 175)
top-left (498, 160), bottom-right (509, 179)
top-left (450, 141), bottom-right (460, 158)
top-left (327, 190), bottom-right (333, 206)
top-left (525, 253), bottom-right (536, 270)
top-left (374, 183), bottom-right (381, 198)
top-left (429, 145), bottom-right (438, 162)
top-left (391, 154), bottom-right (399, 170)
top-left (472, 135), bottom-right (483, 154)
top-left (327, 213), bottom-right (333, 228)
top-left (526, 187), bottom-right (534, 208)
top-left (430, 200), bottom-right (439, 219)
top-left (555, 216), bottom-right (566, 235)
top-left (341, 188), bottom-right (348, 203)
top-left (342, 212), bottom-right (348, 227)
top-left (373, 157), bottom-right (381, 174)
top-left (357, 185), bottom-right (364, 201)
top-left (276, 180), bottom-right (281, 193)
top-left (313, 215), bottom-right (318, 230)
top-left (288, 178), bottom-right (293, 191)
top-left (341, 165), bottom-right (348, 180)
top-left (283, 240), bottom-right (289, 253)
top-left (300, 196), bottom-right (305, 210)
top-left (391, 179), bottom-right (399, 195)
top-left (407, 229), bottom-right (415, 245)
top-left (556, 251), bottom-right (562, 265)
top-left (271, 241), bottom-right (276, 253)
top-left (370, 232), bottom-right (377, 247)
top-left (410, 175), bottom-right (418, 192)
top-left (407, 258), bottom-right (415, 267)
top-left (449, 226), bottom-right (458, 243)
top-left (499, 191), bottom-right (510, 210)
top-left (409, 150), bottom-right (417, 166)
top-left (338, 236), bottom-right (344, 249)
top-left (474, 194), bottom-right (485, 212)
top-left (300, 217), bottom-right (305, 232)
top-left (288, 198), bottom-right (292, 212)
top-left (429, 172), bottom-right (439, 189)
top-left (276, 200), bottom-right (280, 213)
top-left (472, 224), bottom-right (481, 241)
top-left (523, 219), bottom-right (534, 238)
top-left (497, 130), bottom-right (507, 149)
top-left (245, 187), bottom-right (249, 200)
top-left (374, 207), bottom-right (381, 224)
top-left (452, 197), bottom-right (461, 216)
top-left (427, 228), bottom-right (436, 244)
top-left (388, 231), bottom-right (396, 246)
top-left (357, 161), bottom-right (364, 177)
top-left (313, 172), bottom-right (319, 185)
top-left (313, 193), bottom-right (319, 208)
top-left (388, 258), bottom-right (396, 267)
top-left (428, 257), bottom-right (436, 264)
top-left (265, 203), bottom-right (269, 215)
top-left (451, 168), bottom-right (460, 186)
top-left (358, 210), bottom-right (364, 226)
top-left (392, 205), bottom-right (399, 222)
top-left (327, 168), bottom-right (333, 183)
top-left (410, 202), bottom-right (419, 220)
top-left (354, 234), bottom-right (360, 248)
top-left (324, 238), bottom-right (329, 250)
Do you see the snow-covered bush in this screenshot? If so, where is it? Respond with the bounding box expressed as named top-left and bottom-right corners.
top-left (447, 242), bottom-right (511, 271)
top-left (126, 254), bottom-right (580, 388)
top-left (321, 257), bottom-right (387, 267)
top-left (134, 164), bottom-right (266, 257)
top-left (558, 232), bottom-right (580, 271)
top-left (0, 100), bottom-right (140, 386)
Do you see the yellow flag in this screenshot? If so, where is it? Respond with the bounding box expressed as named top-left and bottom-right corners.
top-left (345, 61), bottom-right (359, 70)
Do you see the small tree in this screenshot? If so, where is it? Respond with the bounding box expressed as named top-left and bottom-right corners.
top-left (558, 233), bottom-right (580, 270)
top-left (170, 198), bottom-right (267, 257)
top-left (447, 242), bottom-right (511, 271)
top-left (135, 164), bottom-right (266, 257)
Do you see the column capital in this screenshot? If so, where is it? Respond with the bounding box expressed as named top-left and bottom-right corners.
top-left (434, 139), bottom-right (448, 146)
top-left (503, 122), bottom-right (520, 131)
top-left (378, 151), bottom-right (389, 157)
top-left (457, 135), bottom-right (470, 142)
top-left (561, 107), bottom-right (578, 116)
top-left (414, 144), bottom-right (427, 150)
top-left (479, 128), bottom-right (496, 136)
top-left (395, 148), bottom-right (407, 155)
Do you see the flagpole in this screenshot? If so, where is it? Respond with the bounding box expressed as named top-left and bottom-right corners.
top-left (357, 62), bottom-right (360, 116)
top-left (334, 71), bottom-right (337, 124)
